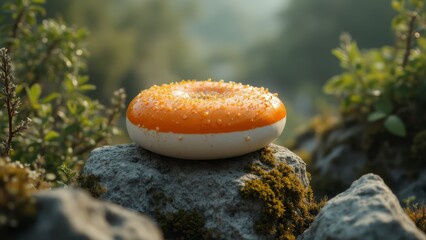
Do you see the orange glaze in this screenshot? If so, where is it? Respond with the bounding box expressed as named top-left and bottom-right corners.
top-left (127, 80), bottom-right (286, 134)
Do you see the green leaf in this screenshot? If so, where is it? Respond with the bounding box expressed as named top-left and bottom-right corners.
top-left (32, 0), bottom-right (46, 4)
top-left (67, 101), bottom-right (77, 114)
top-left (41, 93), bottom-right (60, 103)
top-left (26, 84), bottom-right (42, 109)
top-left (384, 115), bottom-right (406, 137)
top-left (79, 84), bottom-right (96, 91)
top-left (44, 131), bottom-right (60, 141)
top-left (374, 98), bottom-right (393, 115)
top-left (392, 0), bottom-right (403, 11)
top-left (368, 112), bottom-right (387, 122)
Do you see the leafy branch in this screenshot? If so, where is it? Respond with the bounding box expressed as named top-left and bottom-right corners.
top-left (4, 0), bottom-right (46, 53)
top-left (0, 48), bottom-right (30, 157)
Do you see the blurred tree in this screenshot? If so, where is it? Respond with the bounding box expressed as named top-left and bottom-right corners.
top-left (243, 0), bottom-right (395, 96)
top-left (44, 0), bottom-right (205, 103)
top-left (0, 0), bottom-right (125, 184)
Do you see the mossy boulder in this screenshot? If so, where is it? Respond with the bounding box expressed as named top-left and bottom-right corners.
top-left (83, 143), bottom-right (311, 239)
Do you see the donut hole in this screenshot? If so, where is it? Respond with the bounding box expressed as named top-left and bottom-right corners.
top-left (187, 86), bottom-right (232, 101)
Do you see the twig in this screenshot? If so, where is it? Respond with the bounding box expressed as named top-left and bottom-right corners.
top-left (0, 48), bottom-right (30, 157)
top-left (0, 48), bottom-right (16, 156)
top-left (29, 39), bottom-right (60, 86)
top-left (5, 6), bottom-right (26, 53)
top-left (402, 13), bottom-right (417, 68)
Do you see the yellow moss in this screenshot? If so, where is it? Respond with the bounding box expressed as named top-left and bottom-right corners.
top-left (0, 157), bottom-right (50, 231)
top-left (405, 204), bottom-right (426, 233)
top-left (241, 148), bottom-right (326, 239)
top-left (258, 146), bottom-right (276, 167)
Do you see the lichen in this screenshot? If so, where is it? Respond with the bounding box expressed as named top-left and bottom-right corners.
top-left (405, 203), bottom-right (426, 233)
top-left (241, 147), bottom-right (326, 240)
top-left (76, 173), bottom-right (106, 199)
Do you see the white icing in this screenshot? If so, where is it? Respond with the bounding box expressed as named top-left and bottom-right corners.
top-left (126, 117), bottom-right (286, 160)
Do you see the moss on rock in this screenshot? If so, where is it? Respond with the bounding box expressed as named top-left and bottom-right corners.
top-left (156, 209), bottom-right (220, 240)
top-left (405, 203), bottom-right (426, 233)
top-left (76, 173), bottom-right (106, 199)
top-left (240, 147), bottom-right (325, 239)
top-left (150, 190), bottom-right (221, 240)
top-left (0, 157), bottom-right (50, 232)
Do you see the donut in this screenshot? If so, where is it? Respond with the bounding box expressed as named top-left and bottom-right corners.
top-left (126, 80), bottom-right (286, 160)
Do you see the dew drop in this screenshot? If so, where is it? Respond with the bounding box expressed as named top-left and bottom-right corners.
top-left (203, 111), bottom-right (210, 117)
top-left (155, 127), bottom-right (160, 131)
top-left (217, 119), bottom-right (222, 125)
top-left (237, 113), bottom-right (241, 117)
top-left (245, 136), bottom-right (251, 142)
top-left (182, 114), bottom-right (188, 120)
top-left (178, 136), bottom-right (183, 141)
top-left (206, 119), bottom-right (211, 124)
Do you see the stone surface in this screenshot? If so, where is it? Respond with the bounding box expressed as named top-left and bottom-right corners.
top-left (299, 174), bottom-right (426, 240)
top-left (17, 188), bottom-right (163, 240)
top-left (293, 122), bottom-right (426, 203)
top-left (83, 143), bottom-right (309, 239)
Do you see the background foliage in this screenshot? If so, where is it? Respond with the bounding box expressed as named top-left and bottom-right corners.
top-left (35, 0), bottom-right (397, 142)
top-left (325, 0), bottom-right (426, 156)
top-left (0, 0), bottom-right (125, 185)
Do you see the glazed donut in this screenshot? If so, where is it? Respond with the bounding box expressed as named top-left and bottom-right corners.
top-left (126, 80), bottom-right (286, 159)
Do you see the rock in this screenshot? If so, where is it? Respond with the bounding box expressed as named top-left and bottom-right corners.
top-left (397, 170), bottom-right (426, 204)
top-left (16, 188), bottom-right (163, 240)
top-left (83, 143), bottom-right (309, 239)
top-left (293, 121), bottom-right (426, 203)
top-left (299, 174), bottom-right (426, 240)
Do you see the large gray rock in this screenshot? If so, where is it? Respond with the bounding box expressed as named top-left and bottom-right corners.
top-left (299, 174), bottom-right (426, 240)
top-left (83, 143), bottom-right (309, 239)
top-left (17, 188), bottom-right (163, 240)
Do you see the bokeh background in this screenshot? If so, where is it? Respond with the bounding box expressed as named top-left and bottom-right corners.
top-left (37, 0), bottom-right (395, 143)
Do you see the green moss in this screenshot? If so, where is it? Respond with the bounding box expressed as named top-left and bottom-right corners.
top-left (76, 173), bottom-right (106, 199)
top-left (150, 191), bottom-right (221, 240)
top-left (156, 209), bottom-right (220, 240)
top-left (241, 148), bottom-right (326, 240)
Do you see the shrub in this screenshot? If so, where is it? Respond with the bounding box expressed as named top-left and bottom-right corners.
top-left (325, 0), bottom-right (426, 138)
top-left (0, 0), bottom-right (125, 184)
